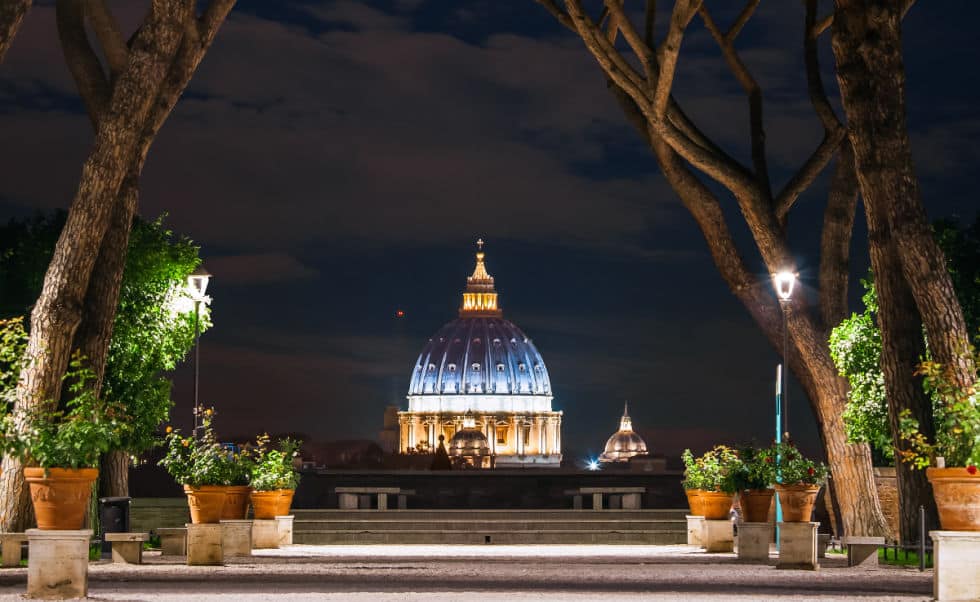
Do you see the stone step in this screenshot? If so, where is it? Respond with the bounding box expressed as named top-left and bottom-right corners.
top-left (292, 509), bottom-right (688, 521)
top-left (294, 529), bottom-right (687, 545)
top-left (295, 519), bottom-right (686, 531)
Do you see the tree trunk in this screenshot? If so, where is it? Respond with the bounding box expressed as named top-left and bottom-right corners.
top-left (99, 450), bottom-right (130, 498)
top-left (74, 176), bottom-right (139, 500)
top-left (0, 0), bottom-right (31, 63)
top-left (0, 0), bottom-right (190, 532)
top-left (832, 0), bottom-right (977, 393)
top-left (865, 192), bottom-right (940, 543)
top-left (646, 134), bottom-right (888, 538)
top-left (65, 1), bottom-right (237, 499)
top-left (73, 175), bottom-right (139, 395)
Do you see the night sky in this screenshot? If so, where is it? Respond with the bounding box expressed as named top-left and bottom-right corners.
top-left (1, 1), bottom-right (978, 463)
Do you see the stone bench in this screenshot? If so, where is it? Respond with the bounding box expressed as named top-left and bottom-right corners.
top-left (104, 532), bottom-right (149, 564)
top-left (155, 527), bottom-right (187, 556)
top-left (335, 487), bottom-right (416, 510)
top-left (843, 535), bottom-right (884, 567)
top-left (0, 533), bottom-right (28, 568)
top-left (565, 487), bottom-right (645, 510)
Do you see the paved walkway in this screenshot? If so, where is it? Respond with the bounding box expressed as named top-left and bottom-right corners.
top-left (0, 545), bottom-right (932, 601)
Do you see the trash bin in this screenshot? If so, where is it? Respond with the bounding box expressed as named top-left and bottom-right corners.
top-left (99, 496), bottom-right (131, 557)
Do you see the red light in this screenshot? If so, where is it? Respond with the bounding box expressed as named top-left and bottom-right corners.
top-left (395, 310), bottom-right (405, 318)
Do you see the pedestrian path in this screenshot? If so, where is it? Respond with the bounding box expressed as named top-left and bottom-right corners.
top-left (0, 544), bottom-right (932, 601)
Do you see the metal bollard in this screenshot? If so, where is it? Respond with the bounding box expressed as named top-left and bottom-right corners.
top-left (918, 505), bottom-right (925, 572)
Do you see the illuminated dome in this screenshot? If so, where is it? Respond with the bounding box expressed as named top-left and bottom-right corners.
top-left (406, 241), bottom-right (552, 412)
top-left (399, 240), bottom-right (562, 468)
top-left (408, 319), bottom-right (551, 398)
top-left (599, 403), bottom-right (648, 463)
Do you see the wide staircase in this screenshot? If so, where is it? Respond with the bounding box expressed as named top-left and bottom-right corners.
top-left (293, 509), bottom-right (688, 545)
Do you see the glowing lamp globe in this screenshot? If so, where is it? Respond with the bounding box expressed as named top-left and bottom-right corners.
top-left (187, 266), bottom-right (211, 301)
top-left (772, 271), bottom-right (796, 301)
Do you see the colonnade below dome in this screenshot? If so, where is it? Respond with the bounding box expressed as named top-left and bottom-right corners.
top-left (398, 410), bottom-right (562, 467)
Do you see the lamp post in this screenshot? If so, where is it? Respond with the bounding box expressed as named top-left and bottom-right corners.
top-left (772, 270), bottom-right (795, 543)
top-left (187, 265), bottom-right (211, 436)
top-left (772, 270), bottom-right (796, 440)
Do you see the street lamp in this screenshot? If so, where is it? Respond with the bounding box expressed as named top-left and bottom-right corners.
top-left (772, 270), bottom-right (796, 440)
top-left (187, 265), bottom-right (211, 436)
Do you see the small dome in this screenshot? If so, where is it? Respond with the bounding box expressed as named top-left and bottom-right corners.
top-left (449, 428), bottom-right (490, 457)
top-left (599, 402), bottom-right (648, 463)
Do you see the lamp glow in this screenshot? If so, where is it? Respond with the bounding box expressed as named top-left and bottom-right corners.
top-left (587, 459), bottom-right (600, 471)
top-left (187, 265), bottom-right (211, 301)
top-left (772, 271), bottom-right (797, 301)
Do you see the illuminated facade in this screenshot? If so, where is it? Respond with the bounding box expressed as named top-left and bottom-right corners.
top-left (398, 241), bottom-right (562, 468)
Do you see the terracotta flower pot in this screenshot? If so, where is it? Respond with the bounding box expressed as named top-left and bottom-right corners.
top-left (275, 488), bottom-right (295, 516)
top-left (926, 467), bottom-right (980, 531)
top-left (184, 485), bottom-right (228, 524)
top-left (251, 489), bottom-right (282, 519)
top-left (699, 490), bottom-right (735, 520)
top-left (684, 489), bottom-right (704, 516)
top-left (24, 467), bottom-right (99, 530)
top-left (774, 483), bottom-right (820, 522)
top-left (739, 489), bottom-right (775, 523)
top-left (221, 485), bottom-right (252, 520)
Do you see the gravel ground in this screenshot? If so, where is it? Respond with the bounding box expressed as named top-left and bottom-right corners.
top-left (0, 545), bottom-right (932, 601)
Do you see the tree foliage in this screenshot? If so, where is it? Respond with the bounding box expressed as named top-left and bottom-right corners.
top-left (830, 216), bottom-right (980, 464)
top-left (105, 216), bottom-right (210, 454)
top-left (829, 279), bottom-right (891, 462)
top-left (0, 212), bottom-right (211, 457)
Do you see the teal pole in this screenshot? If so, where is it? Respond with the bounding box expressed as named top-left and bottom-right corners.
top-left (775, 364), bottom-right (783, 546)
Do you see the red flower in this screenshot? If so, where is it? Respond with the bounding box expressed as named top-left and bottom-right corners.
top-left (968, 465), bottom-right (978, 475)
top-left (765, 457), bottom-right (773, 464)
top-left (807, 467), bottom-right (815, 476)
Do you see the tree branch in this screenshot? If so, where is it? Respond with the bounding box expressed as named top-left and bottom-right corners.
top-left (644, 0), bottom-right (656, 48)
top-left (775, 0), bottom-right (845, 220)
top-left (0, 0), bottom-right (32, 63)
top-left (699, 5), bottom-right (770, 200)
top-left (604, 0), bottom-right (656, 89)
top-left (724, 0), bottom-right (759, 43)
top-left (652, 0), bottom-right (701, 117)
top-left (85, 0), bottom-right (128, 76)
top-left (535, 0), bottom-right (576, 32)
top-left (814, 0), bottom-right (915, 37)
top-left (137, 0), bottom-right (236, 162)
top-left (818, 140), bottom-right (858, 331)
top-left (56, 0), bottom-right (110, 127)
top-left (603, 1), bottom-right (749, 176)
top-left (813, 13), bottom-right (833, 37)
top-left (564, 0), bottom-right (651, 107)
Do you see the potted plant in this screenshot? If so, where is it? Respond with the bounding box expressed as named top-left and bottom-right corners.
top-left (274, 437), bottom-right (302, 516)
top-left (899, 353), bottom-right (980, 531)
top-left (772, 441), bottom-right (828, 522)
top-left (4, 352), bottom-right (126, 530)
top-left (726, 445), bottom-right (777, 523)
top-left (248, 434), bottom-right (289, 519)
top-left (159, 409), bottom-right (230, 524)
top-left (220, 445), bottom-right (252, 520)
top-left (684, 446), bottom-right (741, 519)
top-left (681, 449), bottom-right (705, 516)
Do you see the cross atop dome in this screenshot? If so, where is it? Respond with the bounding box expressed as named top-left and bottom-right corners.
top-left (460, 239), bottom-right (503, 317)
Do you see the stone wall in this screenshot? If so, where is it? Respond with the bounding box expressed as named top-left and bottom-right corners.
top-left (293, 469), bottom-right (688, 509)
top-left (820, 466), bottom-right (899, 541)
top-left (130, 498), bottom-right (189, 533)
